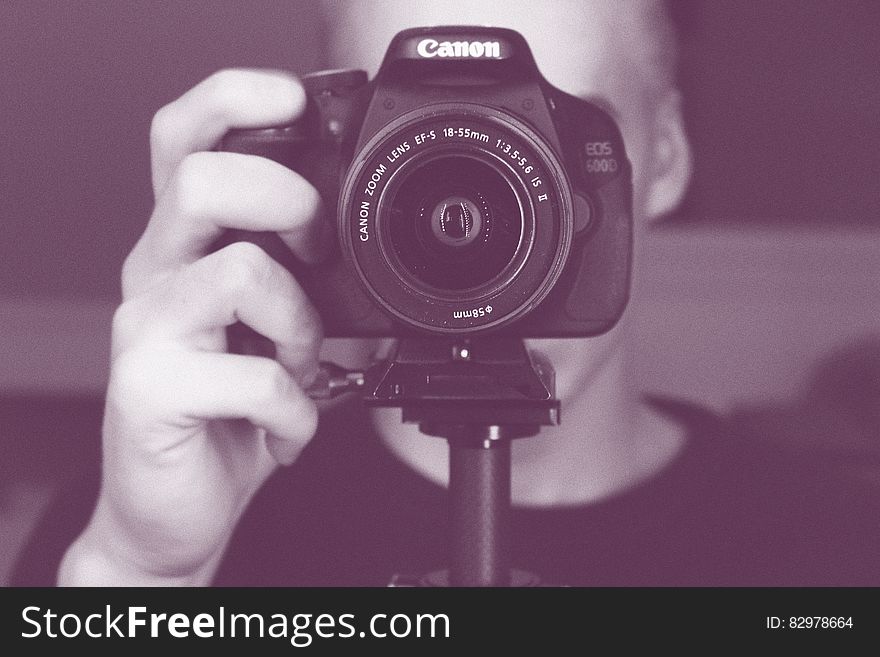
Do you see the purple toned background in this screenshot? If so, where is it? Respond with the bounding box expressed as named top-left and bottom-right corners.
top-left (1, 1), bottom-right (879, 300)
top-left (1, 0), bottom-right (879, 584)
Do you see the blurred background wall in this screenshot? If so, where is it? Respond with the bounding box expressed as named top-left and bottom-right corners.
top-left (1, 0), bottom-right (879, 583)
top-left (2, 0), bottom-right (879, 301)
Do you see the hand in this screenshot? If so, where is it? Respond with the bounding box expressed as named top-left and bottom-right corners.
top-left (59, 69), bottom-right (328, 585)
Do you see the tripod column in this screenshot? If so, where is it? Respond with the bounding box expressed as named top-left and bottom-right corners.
top-left (448, 428), bottom-right (511, 587)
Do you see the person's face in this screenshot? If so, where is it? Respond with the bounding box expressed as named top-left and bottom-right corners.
top-left (329, 0), bottom-right (681, 400)
top-left (332, 0), bottom-right (666, 221)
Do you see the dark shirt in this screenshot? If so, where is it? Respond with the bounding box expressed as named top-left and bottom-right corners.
top-left (14, 392), bottom-right (880, 587)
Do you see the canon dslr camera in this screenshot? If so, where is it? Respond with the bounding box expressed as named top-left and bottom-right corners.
top-left (219, 26), bottom-right (632, 337)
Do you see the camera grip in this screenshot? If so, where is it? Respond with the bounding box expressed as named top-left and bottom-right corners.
top-left (215, 122), bottom-right (337, 355)
top-left (219, 124), bottom-right (310, 163)
top-left (213, 71), bottom-right (369, 270)
top-left (214, 121), bottom-right (330, 264)
top-left (218, 67), bottom-right (369, 205)
top-left (212, 90), bottom-right (383, 342)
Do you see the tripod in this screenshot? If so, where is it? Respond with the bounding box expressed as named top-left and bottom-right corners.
top-left (358, 337), bottom-right (560, 586)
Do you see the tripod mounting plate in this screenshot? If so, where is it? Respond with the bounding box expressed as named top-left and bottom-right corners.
top-left (361, 337), bottom-right (560, 430)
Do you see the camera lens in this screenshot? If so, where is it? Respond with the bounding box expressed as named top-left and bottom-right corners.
top-left (385, 155), bottom-right (522, 294)
top-left (340, 105), bottom-right (573, 334)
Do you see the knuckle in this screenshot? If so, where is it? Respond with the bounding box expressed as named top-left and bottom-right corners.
top-left (120, 250), bottom-right (141, 298)
top-left (111, 300), bottom-right (141, 342)
top-left (108, 349), bottom-right (155, 402)
top-left (149, 104), bottom-right (175, 154)
top-left (107, 350), bottom-right (180, 422)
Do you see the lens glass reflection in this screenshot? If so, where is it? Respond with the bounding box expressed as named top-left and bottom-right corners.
top-left (387, 156), bottom-right (522, 292)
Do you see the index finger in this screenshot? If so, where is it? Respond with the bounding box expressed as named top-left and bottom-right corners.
top-left (150, 68), bottom-right (306, 198)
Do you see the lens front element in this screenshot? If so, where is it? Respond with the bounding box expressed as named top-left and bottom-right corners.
top-left (388, 154), bottom-right (522, 293)
top-left (431, 195), bottom-right (482, 247)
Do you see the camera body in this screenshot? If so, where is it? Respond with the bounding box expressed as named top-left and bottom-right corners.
top-left (219, 26), bottom-right (632, 337)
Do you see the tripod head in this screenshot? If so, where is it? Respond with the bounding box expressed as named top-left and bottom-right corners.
top-left (362, 337), bottom-right (559, 432)
top-left (359, 337), bottom-right (560, 586)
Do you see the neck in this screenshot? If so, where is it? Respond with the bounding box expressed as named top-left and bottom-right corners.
top-left (371, 337), bottom-right (685, 507)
